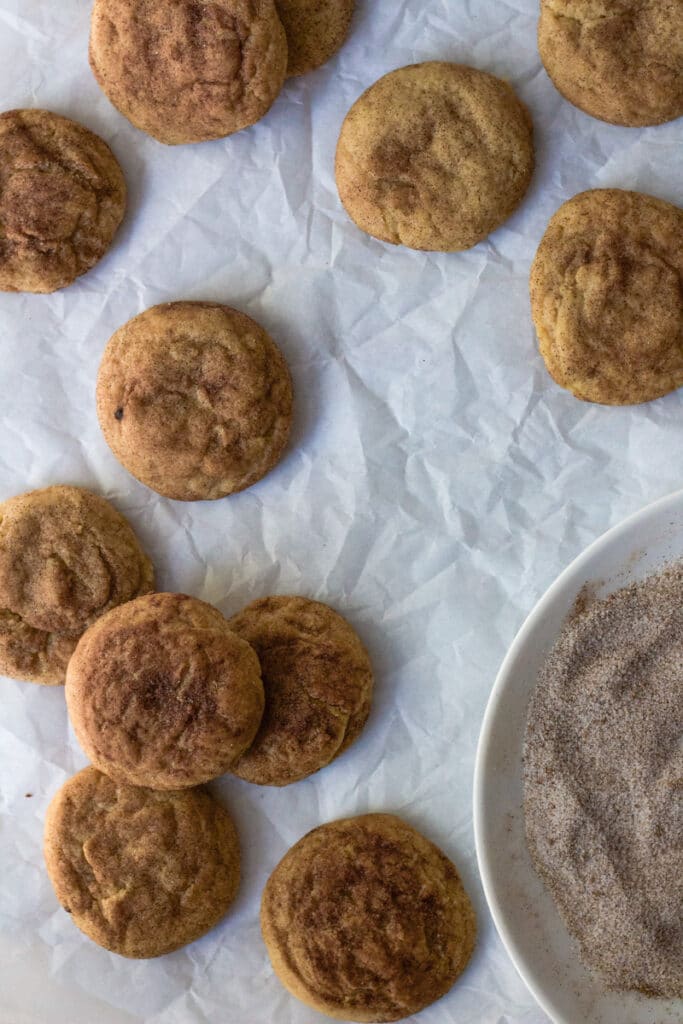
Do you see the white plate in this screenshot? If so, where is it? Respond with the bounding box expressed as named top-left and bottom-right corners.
top-left (473, 489), bottom-right (683, 1024)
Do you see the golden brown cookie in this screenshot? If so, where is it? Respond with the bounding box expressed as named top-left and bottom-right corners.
top-left (539, 0), bottom-right (683, 127)
top-left (65, 592), bottom-right (264, 789)
top-left (530, 189), bottom-right (683, 405)
top-left (335, 62), bottom-right (534, 252)
top-left (89, 0), bottom-right (288, 145)
top-left (0, 109), bottom-right (126, 293)
top-left (0, 486), bottom-right (153, 686)
top-left (96, 301), bottom-right (294, 501)
top-left (44, 766), bottom-right (240, 958)
top-left (229, 596), bottom-right (373, 786)
top-left (261, 813), bottom-right (477, 1022)
top-left (275, 0), bottom-right (355, 76)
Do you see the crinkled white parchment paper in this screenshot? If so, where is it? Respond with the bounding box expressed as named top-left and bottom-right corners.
top-left (1, 1), bottom-right (682, 1022)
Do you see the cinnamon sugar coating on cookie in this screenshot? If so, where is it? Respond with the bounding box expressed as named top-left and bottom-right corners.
top-left (44, 767), bottom-right (240, 958)
top-left (335, 62), bottom-right (534, 252)
top-left (0, 486), bottom-right (153, 685)
top-left (275, 0), bottom-right (355, 76)
top-left (0, 109), bottom-right (126, 293)
top-left (539, 0), bottom-right (683, 127)
top-left (229, 596), bottom-right (373, 785)
top-left (65, 592), bottom-right (264, 789)
top-left (89, 0), bottom-right (288, 144)
top-left (531, 189), bottom-right (683, 405)
top-left (261, 814), bottom-right (476, 1021)
top-left (97, 302), bottom-right (293, 501)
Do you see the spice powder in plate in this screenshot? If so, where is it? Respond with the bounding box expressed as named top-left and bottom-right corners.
top-left (523, 562), bottom-right (683, 999)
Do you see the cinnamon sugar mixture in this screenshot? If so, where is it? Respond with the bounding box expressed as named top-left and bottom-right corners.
top-left (524, 563), bottom-right (683, 998)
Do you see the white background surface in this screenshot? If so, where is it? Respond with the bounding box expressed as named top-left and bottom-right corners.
top-left (0, 2), bottom-right (681, 1023)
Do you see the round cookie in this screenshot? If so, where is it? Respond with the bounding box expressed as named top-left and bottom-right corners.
top-left (65, 592), bottom-right (264, 789)
top-left (275, 0), bottom-right (355, 76)
top-left (89, 0), bottom-right (288, 145)
top-left (229, 596), bottom-right (373, 786)
top-left (0, 486), bottom-right (153, 686)
top-left (335, 62), bottom-right (534, 252)
top-left (44, 767), bottom-right (240, 958)
top-left (0, 109), bottom-right (126, 293)
top-left (261, 813), bottom-right (477, 1022)
top-left (530, 189), bottom-right (683, 405)
top-left (538, 0), bottom-right (683, 128)
top-left (96, 301), bottom-right (294, 501)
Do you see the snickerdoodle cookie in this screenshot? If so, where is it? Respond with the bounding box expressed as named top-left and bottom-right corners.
top-left (261, 814), bottom-right (477, 1021)
top-left (229, 596), bottom-right (373, 786)
top-left (0, 486), bottom-right (153, 686)
top-left (45, 767), bottom-right (240, 958)
top-left (335, 62), bottom-right (534, 252)
top-left (531, 189), bottom-right (683, 405)
top-left (65, 592), bottom-right (264, 789)
top-left (275, 0), bottom-right (355, 76)
top-left (89, 0), bottom-right (288, 144)
top-left (0, 109), bottom-right (126, 293)
top-left (539, 0), bottom-right (683, 127)
top-left (96, 302), bottom-right (293, 501)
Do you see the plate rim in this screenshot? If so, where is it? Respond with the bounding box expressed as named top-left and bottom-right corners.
top-left (472, 487), bottom-right (683, 1024)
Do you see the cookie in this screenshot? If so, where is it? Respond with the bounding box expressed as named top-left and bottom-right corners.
top-left (89, 0), bottom-right (288, 145)
top-left (0, 109), bottom-right (126, 293)
top-left (530, 189), bottom-right (683, 405)
top-left (44, 767), bottom-right (240, 958)
top-left (65, 592), bottom-right (264, 789)
top-left (261, 813), bottom-right (477, 1022)
top-left (229, 596), bottom-right (373, 786)
top-left (335, 62), bottom-right (534, 252)
top-left (539, 0), bottom-right (683, 128)
top-left (96, 301), bottom-right (294, 501)
top-left (0, 486), bottom-right (153, 686)
top-left (275, 0), bottom-right (355, 76)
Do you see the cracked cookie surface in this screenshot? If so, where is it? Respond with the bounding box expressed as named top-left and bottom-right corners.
top-left (66, 592), bottom-right (264, 789)
top-left (335, 62), bottom-right (534, 252)
top-left (261, 813), bottom-right (477, 1022)
top-left (0, 485), bottom-right (153, 685)
top-left (531, 189), bottom-right (683, 405)
top-left (96, 301), bottom-right (293, 501)
top-left (44, 766), bottom-right (240, 958)
top-left (539, 0), bottom-right (683, 127)
top-left (0, 109), bottom-right (126, 293)
top-left (89, 0), bottom-right (288, 144)
top-left (229, 596), bottom-right (373, 786)
top-left (275, 0), bottom-right (355, 76)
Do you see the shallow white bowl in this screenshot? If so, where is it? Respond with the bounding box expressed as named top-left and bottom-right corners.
top-left (473, 489), bottom-right (683, 1024)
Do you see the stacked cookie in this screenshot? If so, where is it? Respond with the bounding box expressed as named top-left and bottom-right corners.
top-left (0, 0), bottom-right (357, 288)
top-left (34, 571), bottom-right (383, 957)
top-left (15, 503), bottom-right (475, 1017)
top-left (63, 591), bottom-right (373, 791)
top-left (89, 0), bottom-right (356, 144)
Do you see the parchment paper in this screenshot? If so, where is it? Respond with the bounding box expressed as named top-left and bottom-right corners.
top-left (1, 2), bottom-right (682, 1022)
